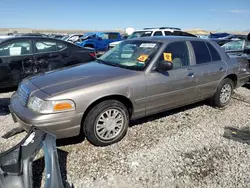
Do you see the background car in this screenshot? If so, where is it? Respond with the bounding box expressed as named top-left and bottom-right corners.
top-left (222, 33), bottom-right (250, 83)
top-left (76, 32), bottom-right (122, 52)
top-left (18, 33), bottom-right (49, 37)
top-left (108, 27), bottom-right (197, 49)
top-left (48, 34), bottom-right (65, 39)
top-left (206, 32), bottom-right (247, 46)
top-left (61, 34), bottom-right (83, 44)
top-left (0, 36), bottom-right (96, 88)
top-left (221, 39), bottom-right (250, 56)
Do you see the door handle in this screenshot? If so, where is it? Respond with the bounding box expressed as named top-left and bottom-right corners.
top-left (219, 67), bottom-right (224, 71)
top-left (187, 72), bottom-right (195, 78)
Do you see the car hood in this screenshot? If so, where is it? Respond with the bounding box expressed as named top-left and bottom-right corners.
top-left (29, 61), bottom-right (136, 96)
top-left (110, 41), bottom-right (122, 46)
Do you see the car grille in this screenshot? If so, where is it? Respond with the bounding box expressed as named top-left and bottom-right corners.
top-left (17, 85), bottom-right (30, 106)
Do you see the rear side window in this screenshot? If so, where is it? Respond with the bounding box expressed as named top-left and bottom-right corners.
top-left (164, 31), bottom-right (173, 36)
top-left (57, 42), bottom-right (67, 50)
top-left (108, 33), bottom-right (119, 39)
top-left (206, 42), bottom-right (221, 61)
top-left (179, 32), bottom-right (196, 37)
top-left (35, 40), bottom-right (57, 53)
top-left (191, 41), bottom-right (211, 64)
top-left (153, 31), bottom-right (163, 36)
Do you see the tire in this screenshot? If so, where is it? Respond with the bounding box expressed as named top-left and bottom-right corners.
top-left (83, 100), bottom-right (129, 147)
top-left (210, 78), bottom-right (234, 108)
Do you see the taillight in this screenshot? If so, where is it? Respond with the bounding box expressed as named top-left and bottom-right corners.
top-left (89, 52), bottom-right (96, 58)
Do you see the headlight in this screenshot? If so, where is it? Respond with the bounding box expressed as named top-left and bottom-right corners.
top-left (27, 96), bottom-right (75, 114)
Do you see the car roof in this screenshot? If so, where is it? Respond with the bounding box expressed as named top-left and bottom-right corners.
top-left (133, 28), bottom-right (181, 32)
top-left (0, 36), bottom-right (65, 43)
top-left (127, 36), bottom-right (207, 43)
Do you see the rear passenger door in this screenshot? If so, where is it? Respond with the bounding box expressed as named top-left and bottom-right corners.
top-left (33, 39), bottom-right (69, 74)
top-left (190, 41), bottom-right (227, 99)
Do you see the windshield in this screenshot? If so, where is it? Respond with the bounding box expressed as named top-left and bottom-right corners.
top-left (98, 40), bottom-right (161, 71)
top-left (128, 31), bottom-right (153, 39)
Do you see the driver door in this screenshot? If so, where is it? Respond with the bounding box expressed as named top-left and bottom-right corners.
top-left (96, 33), bottom-right (110, 51)
top-left (146, 41), bottom-right (198, 115)
top-left (0, 39), bottom-right (33, 87)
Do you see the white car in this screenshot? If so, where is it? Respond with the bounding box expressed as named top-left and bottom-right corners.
top-left (109, 27), bottom-right (196, 49)
top-left (0, 35), bottom-right (13, 42)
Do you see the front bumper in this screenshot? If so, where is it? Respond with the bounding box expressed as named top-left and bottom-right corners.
top-left (9, 93), bottom-right (83, 139)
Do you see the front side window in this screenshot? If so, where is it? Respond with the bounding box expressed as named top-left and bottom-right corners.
top-left (159, 41), bottom-right (190, 69)
top-left (191, 41), bottom-right (211, 64)
top-left (153, 31), bottom-right (163, 36)
top-left (99, 33), bottom-right (109, 40)
top-left (0, 40), bottom-right (31, 57)
top-left (35, 40), bottom-right (57, 53)
top-left (98, 40), bottom-right (161, 70)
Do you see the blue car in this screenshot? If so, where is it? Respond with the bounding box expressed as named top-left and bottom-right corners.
top-left (76, 32), bottom-right (122, 52)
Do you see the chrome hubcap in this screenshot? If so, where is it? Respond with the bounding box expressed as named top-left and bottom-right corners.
top-left (220, 83), bottom-right (232, 104)
top-left (95, 109), bottom-right (124, 140)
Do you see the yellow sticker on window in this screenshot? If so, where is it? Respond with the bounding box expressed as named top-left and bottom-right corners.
top-left (163, 53), bottom-right (172, 62)
top-left (137, 54), bottom-right (149, 62)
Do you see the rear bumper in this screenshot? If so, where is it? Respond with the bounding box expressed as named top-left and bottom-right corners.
top-left (9, 93), bottom-right (83, 139)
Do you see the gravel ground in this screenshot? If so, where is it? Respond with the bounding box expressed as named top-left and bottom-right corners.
top-left (0, 86), bottom-right (250, 188)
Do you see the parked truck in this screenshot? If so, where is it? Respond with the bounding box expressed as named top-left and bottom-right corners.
top-left (76, 32), bottom-right (122, 52)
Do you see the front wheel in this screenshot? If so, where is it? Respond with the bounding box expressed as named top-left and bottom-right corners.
top-left (210, 78), bottom-right (234, 108)
top-left (83, 100), bottom-right (129, 146)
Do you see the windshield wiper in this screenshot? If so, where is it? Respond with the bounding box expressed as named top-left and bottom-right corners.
top-left (96, 59), bottom-right (120, 67)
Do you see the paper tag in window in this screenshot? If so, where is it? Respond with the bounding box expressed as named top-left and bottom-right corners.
top-left (137, 54), bottom-right (149, 62)
top-left (139, 43), bottom-right (156, 48)
top-left (9, 47), bottom-right (22, 56)
top-left (163, 53), bottom-right (172, 62)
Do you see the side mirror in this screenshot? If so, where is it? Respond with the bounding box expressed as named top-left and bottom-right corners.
top-left (158, 60), bottom-right (173, 71)
top-left (97, 37), bottom-right (102, 41)
top-left (243, 48), bottom-right (250, 54)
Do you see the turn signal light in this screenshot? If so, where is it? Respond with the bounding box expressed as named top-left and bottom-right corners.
top-left (54, 102), bottom-right (73, 111)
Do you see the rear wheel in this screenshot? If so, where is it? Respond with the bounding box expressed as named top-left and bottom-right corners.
top-left (83, 100), bottom-right (129, 146)
top-left (210, 78), bottom-right (234, 108)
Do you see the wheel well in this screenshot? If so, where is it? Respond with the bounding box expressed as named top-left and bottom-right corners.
top-left (224, 74), bottom-right (237, 88)
top-left (81, 95), bottom-right (133, 126)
